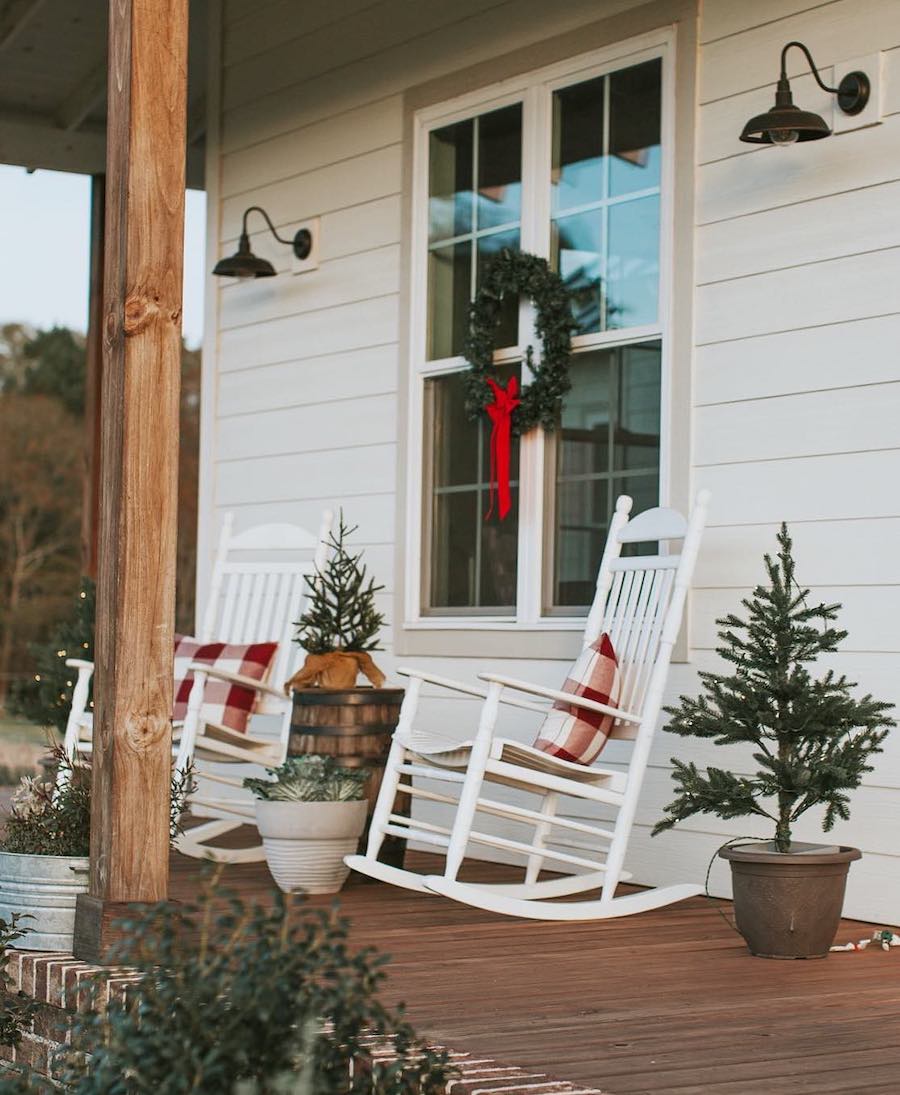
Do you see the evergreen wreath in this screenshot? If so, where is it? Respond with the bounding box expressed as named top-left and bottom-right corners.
top-left (463, 249), bottom-right (575, 435)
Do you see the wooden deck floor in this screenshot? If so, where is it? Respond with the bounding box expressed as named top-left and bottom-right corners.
top-left (170, 849), bottom-right (900, 1094)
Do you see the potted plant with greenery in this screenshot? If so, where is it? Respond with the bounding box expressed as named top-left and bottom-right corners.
top-left (654, 525), bottom-right (894, 959)
top-left (0, 749), bottom-right (193, 952)
top-left (245, 755), bottom-right (369, 894)
top-left (284, 513), bottom-right (408, 869)
top-left (0, 752), bottom-right (90, 951)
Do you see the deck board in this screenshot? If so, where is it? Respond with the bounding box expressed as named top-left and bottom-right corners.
top-left (169, 849), bottom-right (900, 1093)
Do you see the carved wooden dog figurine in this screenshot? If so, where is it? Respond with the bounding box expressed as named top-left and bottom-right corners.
top-left (285, 650), bottom-right (385, 692)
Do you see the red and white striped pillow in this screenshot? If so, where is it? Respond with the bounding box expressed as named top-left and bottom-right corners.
top-left (532, 633), bottom-right (620, 765)
top-left (173, 634), bottom-right (279, 734)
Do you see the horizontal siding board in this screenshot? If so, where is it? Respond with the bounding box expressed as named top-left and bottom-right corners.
top-left (696, 450), bottom-right (900, 525)
top-left (220, 245), bottom-right (401, 331)
top-left (696, 180), bottom-right (900, 285)
top-left (694, 382), bottom-right (900, 466)
top-left (699, 0), bottom-right (900, 105)
top-left (217, 344), bottom-right (398, 419)
top-left (216, 442), bottom-right (396, 507)
top-left (217, 493), bottom-right (397, 545)
top-left (218, 295), bottom-right (399, 372)
top-left (321, 195), bottom-right (402, 261)
top-left (220, 144), bottom-right (402, 241)
top-left (698, 115), bottom-right (900, 224)
top-left (222, 96), bottom-right (403, 198)
top-left (224, 0), bottom-right (382, 65)
top-left (695, 246), bottom-right (900, 345)
top-left (217, 392), bottom-right (398, 461)
top-left (699, 0), bottom-right (839, 45)
top-left (694, 314), bottom-right (900, 406)
top-left (695, 520), bottom-right (900, 589)
top-left (693, 586), bottom-right (900, 653)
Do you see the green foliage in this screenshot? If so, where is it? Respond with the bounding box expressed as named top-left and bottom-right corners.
top-left (0, 913), bottom-right (38, 1051)
top-left (464, 248), bottom-right (575, 435)
top-left (295, 514), bottom-right (385, 655)
top-left (655, 525), bottom-right (894, 851)
top-left (1, 751), bottom-right (91, 857)
top-left (20, 327), bottom-right (87, 417)
top-left (55, 869), bottom-right (456, 1094)
top-left (1, 749), bottom-right (194, 858)
top-left (245, 755), bottom-right (368, 803)
top-left (10, 578), bottom-right (95, 734)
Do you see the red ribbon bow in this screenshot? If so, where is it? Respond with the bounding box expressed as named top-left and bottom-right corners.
top-left (484, 376), bottom-right (520, 521)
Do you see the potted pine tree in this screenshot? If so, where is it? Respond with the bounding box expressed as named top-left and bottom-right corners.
top-left (654, 525), bottom-right (894, 959)
top-left (285, 514), bottom-right (407, 867)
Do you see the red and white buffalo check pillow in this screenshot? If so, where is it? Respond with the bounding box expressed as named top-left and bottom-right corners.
top-left (173, 634), bottom-right (279, 734)
top-left (532, 632), bottom-right (620, 765)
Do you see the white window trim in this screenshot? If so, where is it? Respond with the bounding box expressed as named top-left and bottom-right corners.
top-left (403, 28), bottom-right (677, 632)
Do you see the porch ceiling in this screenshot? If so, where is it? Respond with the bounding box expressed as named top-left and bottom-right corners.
top-left (0, 0), bottom-right (208, 187)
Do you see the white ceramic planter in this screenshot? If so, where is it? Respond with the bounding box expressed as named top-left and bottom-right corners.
top-left (0, 850), bottom-right (90, 951)
top-left (255, 800), bottom-right (367, 894)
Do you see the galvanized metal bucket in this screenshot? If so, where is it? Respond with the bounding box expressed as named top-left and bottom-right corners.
top-left (0, 850), bottom-right (90, 952)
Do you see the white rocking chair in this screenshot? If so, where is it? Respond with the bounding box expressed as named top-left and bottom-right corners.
top-left (346, 491), bottom-right (710, 920)
top-left (64, 510), bottom-right (333, 863)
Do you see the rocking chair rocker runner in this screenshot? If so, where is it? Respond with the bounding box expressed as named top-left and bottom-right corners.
top-left (346, 491), bottom-right (710, 919)
top-left (64, 510), bottom-right (334, 863)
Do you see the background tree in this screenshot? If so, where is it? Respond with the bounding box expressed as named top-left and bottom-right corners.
top-left (0, 322), bottom-right (200, 712)
top-left (654, 525), bottom-right (894, 851)
top-left (0, 393), bottom-right (81, 709)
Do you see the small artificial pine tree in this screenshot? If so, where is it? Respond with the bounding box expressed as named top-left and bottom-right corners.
top-left (654, 525), bottom-right (894, 852)
top-left (11, 578), bottom-right (96, 735)
top-left (295, 514), bottom-right (385, 654)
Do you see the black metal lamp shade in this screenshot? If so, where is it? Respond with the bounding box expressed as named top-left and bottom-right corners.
top-left (213, 232), bottom-right (277, 278)
top-left (740, 42), bottom-right (870, 147)
top-left (213, 207), bottom-right (313, 278)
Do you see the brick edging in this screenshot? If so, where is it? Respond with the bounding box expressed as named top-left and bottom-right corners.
top-left (3, 951), bottom-right (607, 1093)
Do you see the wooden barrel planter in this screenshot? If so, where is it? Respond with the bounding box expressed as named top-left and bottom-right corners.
top-left (289, 687), bottom-right (407, 869)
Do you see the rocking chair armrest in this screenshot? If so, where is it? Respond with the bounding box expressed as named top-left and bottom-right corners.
top-left (397, 667), bottom-right (490, 700)
top-left (478, 673), bottom-right (642, 724)
top-left (396, 667), bottom-right (546, 713)
top-left (64, 658), bottom-right (95, 672)
top-left (187, 663), bottom-right (285, 700)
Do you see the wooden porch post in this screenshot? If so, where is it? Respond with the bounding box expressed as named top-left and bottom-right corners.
top-left (81, 173), bottom-right (105, 579)
top-left (73, 0), bottom-right (188, 963)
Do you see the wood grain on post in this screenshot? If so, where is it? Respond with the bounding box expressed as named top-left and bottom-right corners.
top-left (77, 0), bottom-right (188, 950)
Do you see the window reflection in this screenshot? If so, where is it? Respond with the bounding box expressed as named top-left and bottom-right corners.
top-left (551, 58), bottom-right (662, 335)
top-left (550, 343), bottom-right (661, 609)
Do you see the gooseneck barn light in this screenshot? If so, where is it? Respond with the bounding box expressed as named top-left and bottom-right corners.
top-left (213, 205), bottom-right (313, 278)
top-left (740, 41), bottom-right (870, 146)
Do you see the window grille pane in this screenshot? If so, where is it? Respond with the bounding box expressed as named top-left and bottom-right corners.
top-left (551, 59), bottom-right (661, 336)
top-left (428, 120), bottom-right (473, 243)
top-left (427, 241), bottom-right (471, 361)
top-left (477, 105), bottom-right (523, 231)
top-left (607, 194), bottom-right (660, 329)
top-left (548, 343), bottom-right (661, 610)
top-left (609, 60), bottom-right (662, 197)
top-left (426, 105), bottom-right (522, 359)
top-left (424, 366), bottom-right (520, 613)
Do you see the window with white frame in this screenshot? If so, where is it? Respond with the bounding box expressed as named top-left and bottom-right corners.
top-left (407, 37), bottom-right (671, 626)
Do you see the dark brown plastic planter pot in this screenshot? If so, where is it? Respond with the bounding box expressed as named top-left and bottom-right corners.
top-left (720, 842), bottom-right (861, 959)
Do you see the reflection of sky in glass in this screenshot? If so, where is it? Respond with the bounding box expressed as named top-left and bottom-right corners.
top-left (427, 105), bottom-right (522, 358)
top-left (607, 196), bottom-right (659, 329)
top-left (551, 59), bottom-right (662, 335)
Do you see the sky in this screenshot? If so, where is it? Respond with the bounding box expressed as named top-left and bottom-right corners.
top-left (0, 164), bottom-right (207, 348)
